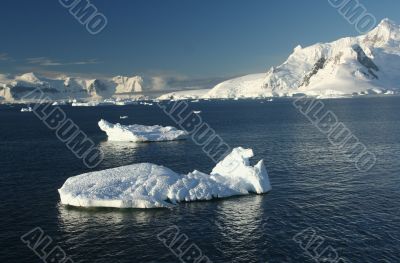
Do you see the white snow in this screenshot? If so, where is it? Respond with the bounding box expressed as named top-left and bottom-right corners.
top-left (0, 73), bottom-right (147, 103)
top-left (158, 89), bottom-right (210, 100)
top-left (205, 74), bottom-right (267, 99)
top-left (98, 119), bottom-right (188, 142)
top-left (140, 102), bottom-right (153, 106)
top-left (20, 107), bottom-right (33, 112)
top-left (113, 76), bottom-right (144, 93)
top-left (58, 147), bottom-right (272, 208)
top-left (204, 18), bottom-right (400, 99)
top-left (3, 18), bottom-right (400, 103)
top-left (52, 101), bottom-right (67, 106)
top-left (71, 101), bottom-right (100, 107)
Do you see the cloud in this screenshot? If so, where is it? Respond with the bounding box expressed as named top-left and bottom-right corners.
top-left (26, 57), bottom-right (99, 66)
top-left (0, 53), bottom-right (10, 61)
top-left (151, 76), bottom-right (169, 91)
top-left (145, 72), bottom-right (231, 91)
top-left (14, 66), bottom-right (107, 80)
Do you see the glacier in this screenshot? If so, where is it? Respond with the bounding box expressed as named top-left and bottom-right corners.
top-left (98, 119), bottom-right (188, 142)
top-left (58, 147), bottom-right (272, 208)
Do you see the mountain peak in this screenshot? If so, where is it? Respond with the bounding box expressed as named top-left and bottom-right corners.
top-left (377, 18), bottom-right (397, 29)
top-left (379, 17), bottom-right (397, 26)
top-left (16, 72), bottom-right (41, 83)
top-left (363, 18), bottom-right (400, 46)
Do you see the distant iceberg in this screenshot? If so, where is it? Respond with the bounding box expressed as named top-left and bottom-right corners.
top-left (58, 147), bottom-right (271, 208)
top-left (98, 119), bottom-right (188, 142)
top-left (20, 107), bottom-right (33, 112)
top-left (71, 101), bottom-right (100, 107)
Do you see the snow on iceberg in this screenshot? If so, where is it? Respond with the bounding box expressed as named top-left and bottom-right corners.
top-left (71, 101), bottom-right (100, 107)
top-left (20, 107), bottom-right (33, 112)
top-left (58, 147), bottom-right (271, 208)
top-left (98, 119), bottom-right (188, 142)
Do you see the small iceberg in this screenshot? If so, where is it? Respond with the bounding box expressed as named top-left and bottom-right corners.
top-left (58, 147), bottom-right (271, 208)
top-left (20, 107), bottom-right (33, 112)
top-left (193, 111), bottom-right (201, 114)
top-left (52, 101), bottom-right (67, 106)
top-left (98, 119), bottom-right (188, 142)
top-left (71, 101), bottom-right (100, 107)
top-left (120, 116), bottom-right (129, 119)
top-left (140, 102), bottom-right (153, 106)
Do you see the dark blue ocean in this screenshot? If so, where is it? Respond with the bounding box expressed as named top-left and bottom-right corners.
top-left (0, 97), bottom-right (399, 262)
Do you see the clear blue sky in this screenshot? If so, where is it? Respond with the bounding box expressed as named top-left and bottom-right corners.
top-left (0, 0), bottom-right (399, 79)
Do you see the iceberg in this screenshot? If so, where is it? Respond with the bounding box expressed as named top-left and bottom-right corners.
top-left (140, 102), bottom-right (153, 106)
top-left (98, 119), bottom-right (188, 142)
top-left (71, 101), bottom-right (100, 107)
top-left (58, 147), bottom-right (271, 208)
top-left (20, 107), bottom-right (33, 112)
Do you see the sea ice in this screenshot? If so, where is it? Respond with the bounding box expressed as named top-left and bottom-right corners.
top-left (98, 119), bottom-right (188, 142)
top-left (58, 147), bottom-right (271, 208)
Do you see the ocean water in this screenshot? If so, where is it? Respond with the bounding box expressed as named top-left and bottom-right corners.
top-left (0, 97), bottom-right (399, 262)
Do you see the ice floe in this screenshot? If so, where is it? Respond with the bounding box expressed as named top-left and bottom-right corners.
top-left (98, 119), bottom-right (188, 142)
top-left (58, 147), bottom-right (271, 208)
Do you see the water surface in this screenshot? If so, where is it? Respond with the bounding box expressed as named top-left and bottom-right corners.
top-left (1, 97), bottom-right (399, 262)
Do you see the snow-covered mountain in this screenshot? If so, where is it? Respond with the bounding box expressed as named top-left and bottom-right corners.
top-left (0, 73), bottom-right (145, 102)
top-left (3, 18), bottom-right (400, 103)
top-left (205, 18), bottom-right (400, 99)
top-left (157, 88), bottom-right (210, 100)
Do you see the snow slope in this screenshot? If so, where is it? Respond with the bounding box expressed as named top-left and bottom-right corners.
top-left (98, 119), bottom-right (188, 142)
top-left (205, 74), bottom-right (267, 98)
top-left (157, 88), bottom-right (210, 100)
top-left (58, 147), bottom-right (271, 208)
top-left (205, 18), bottom-right (400, 99)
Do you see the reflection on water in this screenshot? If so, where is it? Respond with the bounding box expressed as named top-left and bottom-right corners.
top-left (212, 195), bottom-right (267, 261)
top-left (215, 195), bottom-right (265, 241)
top-left (98, 139), bottom-right (189, 169)
top-left (57, 203), bottom-right (169, 228)
top-left (99, 140), bottom-right (143, 158)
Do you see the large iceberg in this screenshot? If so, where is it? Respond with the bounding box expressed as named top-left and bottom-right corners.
top-left (58, 147), bottom-right (271, 208)
top-left (98, 119), bottom-right (188, 142)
